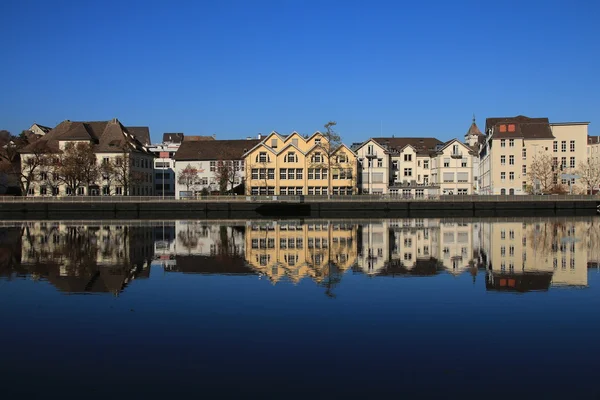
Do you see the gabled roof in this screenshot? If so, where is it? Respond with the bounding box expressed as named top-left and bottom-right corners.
top-left (126, 126), bottom-right (151, 146)
top-left (31, 123), bottom-right (52, 134)
top-left (20, 119), bottom-right (151, 154)
top-left (174, 139), bottom-right (260, 161)
top-left (485, 116), bottom-right (554, 139)
top-left (372, 137), bottom-right (444, 155)
top-left (438, 138), bottom-right (477, 155)
top-left (352, 138), bottom-right (390, 154)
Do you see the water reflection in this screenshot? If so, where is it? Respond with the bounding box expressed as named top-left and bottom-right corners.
top-left (1, 217), bottom-right (599, 295)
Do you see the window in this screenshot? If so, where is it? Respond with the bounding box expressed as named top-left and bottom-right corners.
top-left (509, 139), bottom-right (515, 147)
top-left (461, 160), bottom-right (467, 167)
top-left (40, 172), bottom-right (48, 181)
top-left (522, 165), bottom-right (527, 175)
top-left (404, 154), bottom-right (412, 162)
top-left (251, 169), bottom-right (258, 179)
top-left (337, 154), bottom-right (347, 163)
top-left (115, 186), bottom-right (122, 195)
top-left (312, 152), bottom-right (322, 163)
top-left (443, 172), bottom-right (454, 182)
top-left (501, 139), bottom-right (506, 148)
top-left (561, 157), bottom-right (567, 169)
top-left (500, 155), bottom-right (506, 165)
top-left (40, 186), bottom-right (47, 195)
top-left (509, 172), bottom-right (514, 180)
top-left (499, 125), bottom-right (507, 133)
top-left (292, 138), bottom-right (298, 146)
top-left (210, 161), bottom-right (216, 172)
top-left (457, 172), bottom-right (468, 182)
top-left (271, 138), bottom-right (277, 148)
top-left (501, 172), bottom-right (506, 181)
top-left (509, 155), bottom-right (514, 165)
top-left (285, 152), bottom-right (296, 162)
top-left (258, 152), bottom-right (268, 162)
top-left (77, 187), bottom-right (85, 195)
top-left (296, 169), bottom-right (303, 179)
top-left (444, 158), bottom-right (450, 167)
top-left (308, 169), bottom-right (314, 179)
top-left (553, 141), bottom-right (558, 152)
top-left (322, 169), bottom-right (328, 179)
top-left (570, 140), bottom-right (575, 152)
top-left (367, 145), bottom-right (374, 155)
top-left (404, 168), bottom-right (412, 177)
top-left (522, 148), bottom-right (526, 159)
top-left (314, 169), bottom-right (321, 179)
top-left (315, 138), bottom-right (321, 145)
top-left (267, 169), bottom-right (275, 179)
top-left (280, 169), bottom-right (287, 180)
top-left (392, 160), bottom-right (398, 170)
top-left (287, 168), bottom-right (295, 180)
top-left (423, 160), bottom-right (429, 169)
top-left (103, 157), bottom-right (109, 164)
top-left (561, 141), bottom-right (566, 152)
top-left (102, 186), bottom-right (110, 195)
top-left (508, 124), bottom-right (515, 132)
top-left (377, 159), bottom-right (383, 167)
top-left (522, 181), bottom-right (527, 191)
top-left (570, 157), bottom-right (575, 168)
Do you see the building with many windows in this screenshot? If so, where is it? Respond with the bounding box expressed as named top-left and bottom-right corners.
top-left (353, 119), bottom-right (480, 196)
top-left (174, 138), bottom-right (259, 198)
top-left (243, 131), bottom-right (358, 196)
top-left (478, 116), bottom-right (590, 195)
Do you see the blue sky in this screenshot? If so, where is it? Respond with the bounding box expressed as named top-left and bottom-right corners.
top-left (1, 0), bottom-right (598, 144)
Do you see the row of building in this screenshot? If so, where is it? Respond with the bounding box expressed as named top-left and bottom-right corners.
top-left (5, 115), bottom-right (598, 197)
top-left (2, 218), bottom-right (598, 294)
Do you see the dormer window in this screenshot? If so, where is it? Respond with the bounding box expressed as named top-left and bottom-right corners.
top-left (508, 124), bottom-right (516, 132)
top-left (499, 124), bottom-right (507, 133)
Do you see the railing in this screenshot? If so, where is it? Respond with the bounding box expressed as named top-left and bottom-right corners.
top-left (0, 194), bottom-right (598, 203)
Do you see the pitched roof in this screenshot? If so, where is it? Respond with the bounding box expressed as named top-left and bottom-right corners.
top-left (174, 139), bottom-right (260, 161)
top-left (163, 133), bottom-right (184, 143)
top-left (126, 126), bottom-right (151, 146)
top-left (465, 118), bottom-right (483, 137)
top-left (31, 123), bottom-right (52, 133)
top-left (183, 135), bottom-right (215, 142)
top-left (485, 116), bottom-right (554, 139)
top-left (371, 137), bottom-right (444, 155)
top-left (20, 119), bottom-right (151, 154)
top-left (589, 136), bottom-right (600, 145)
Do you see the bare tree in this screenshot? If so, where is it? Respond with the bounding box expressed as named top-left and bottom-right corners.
top-left (178, 164), bottom-right (199, 194)
top-left (99, 160), bottom-right (117, 195)
top-left (54, 142), bottom-right (98, 195)
top-left (215, 160), bottom-right (239, 194)
top-left (113, 154), bottom-right (144, 195)
top-left (576, 157), bottom-right (600, 194)
top-left (315, 121), bottom-right (342, 196)
top-left (528, 152), bottom-right (556, 194)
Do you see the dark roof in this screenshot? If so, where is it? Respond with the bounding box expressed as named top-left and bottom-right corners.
top-left (371, 137), bottom-right (444, 155)
top-left (163, 133), bottom-right (184, 143)
top-left (126, 126), bottom-right (151, 146)
top-left (20, 119), bottom-right (151, 155)
top-left (174, 139), bottom-right (260, 161)
top-left (171, 255), bottom-right (256, 275)
top-left (183, 135), bottom-right (215, 142)
top-left (589, 136), bottom-right (600, 145)
top-left (485, 116), bottom-right (554, 139)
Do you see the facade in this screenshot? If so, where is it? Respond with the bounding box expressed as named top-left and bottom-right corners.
top-left (479, 219), bottom-right (596, 291)
top-left (174, 138), bottom-right (259, 198)
top-left (478, 116), bottom-right (590, 195)
top-left (244, 220), bottom-right (358, 283)
top-left (588, 136), bottom-right (600, 194)
top-left (20, 119), bottom-right (155, 196)
top-left (354, 120), bottom-right (480, 196)
top-left (243, 131), bottom-right (358, 196)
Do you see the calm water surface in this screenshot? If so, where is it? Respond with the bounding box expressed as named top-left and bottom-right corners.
top-left (1, 217), bottom-right (600, 399)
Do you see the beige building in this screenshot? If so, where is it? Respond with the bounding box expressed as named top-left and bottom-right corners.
top-left (20, 119), bottom-right (155, 196)
top-left (479, 218), bottom-right (597, 291)
top-left (244, 220), bottom-right (358, 284)
top-left (353, 119), bottom-right (481, 196)
top-left (243, 131), bottom-right (358, 196)
top-left (479, 116), bottom-right (590, 195)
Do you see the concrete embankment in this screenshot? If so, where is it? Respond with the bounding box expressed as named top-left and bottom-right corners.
top-left (0, 199), bottom-right (597, 220)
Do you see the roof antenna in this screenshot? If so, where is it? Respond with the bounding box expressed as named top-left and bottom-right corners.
top-left (472, 113), bottom-right (476, 123)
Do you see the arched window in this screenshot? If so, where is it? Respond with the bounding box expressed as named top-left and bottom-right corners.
top-left (285, 152), bottom-right (296, 163)
top-left (509, 188), bottom-right (515, 195)
top-left (501, 188), bottom-right (506, 195)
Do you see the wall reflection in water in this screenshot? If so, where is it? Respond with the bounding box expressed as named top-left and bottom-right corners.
top-left (1, 217), bottom-right (599, 295)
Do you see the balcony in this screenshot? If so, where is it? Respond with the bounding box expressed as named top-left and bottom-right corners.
top-left (451, 151), bottom-right (463, 159)
top-left (365, 151), bottom-right (378, 159)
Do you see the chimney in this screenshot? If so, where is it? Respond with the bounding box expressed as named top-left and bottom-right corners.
top-left (257, 133), bottom-right (262, 140)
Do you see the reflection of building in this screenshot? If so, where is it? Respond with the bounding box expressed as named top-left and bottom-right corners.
top-left (244, 221), bottom-right (358, 283)
top-left (480, 219), bottom-right (597, 291)
top-left (17, 221), bottom-right (154, 295)
top-left (356, 219), bottom-right (480, 278)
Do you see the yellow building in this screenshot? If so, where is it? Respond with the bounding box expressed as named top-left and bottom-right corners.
top-left (244, 220), bottom-right (358, 284)
top-left (243, 131), bottom-right (358, 195)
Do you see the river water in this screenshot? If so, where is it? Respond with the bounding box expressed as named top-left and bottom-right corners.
top-left (1, 217), bottom-right (600, 398)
